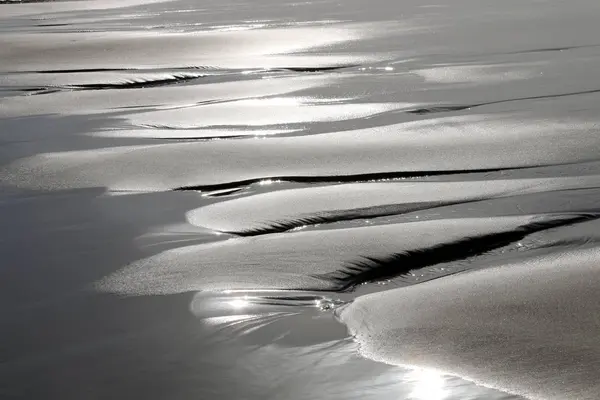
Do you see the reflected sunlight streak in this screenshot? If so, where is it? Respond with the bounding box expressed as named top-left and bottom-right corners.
top-left (407, 368), bottom-right (448, 400)
top-left (229, 296), bottom-right (250, 309)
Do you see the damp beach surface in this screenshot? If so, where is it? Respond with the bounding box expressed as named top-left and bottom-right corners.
top-left (3, 1), bottom-right (600, 399)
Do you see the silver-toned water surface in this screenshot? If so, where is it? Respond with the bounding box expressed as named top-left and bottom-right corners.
top-left (3, 1), bottom-right (600, 399)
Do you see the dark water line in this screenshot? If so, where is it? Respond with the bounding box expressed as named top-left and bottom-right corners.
top-left (173, 166), bottom-right (544, 192)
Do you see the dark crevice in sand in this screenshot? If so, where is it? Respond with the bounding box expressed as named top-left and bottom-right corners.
top-left (1, 0), bottom-right (65, 3)
top-left (137, 121), bottom-right (290, 131)
top-left (199, 187), bottom-right (600, 236)
top-left (64, 74), bottom-right (206, 90)
top-left (228, 202), bottom-right (447, 236)
top-left (17, 87), bottom-right (50, 92)
top-left (172, 166), bottom-right (547, 192)
top-left (32, 65), bottom-right (353, 75)
top-left (137, 123), bottom-right (287, 131)
top-left (142, 135), bottom-right (249, 141)
top-left (273, 65), bottom-right (356, 72)
top-left (35, 23), bottom-right (70, 27)
top-left (19, 66), bottom-right (354, 94)
top-left (407, 88), bottom-right (600, 115)
top-left (504, 44), bottom-right (600, 54)
top-left (319, 213), bottom-right (599, 291)
top-left (27, 88), bottom-right (62, 95)
top-left (36, 68), bottom-right (134, 73)
top-left (407, 105), bottom-right (473, 115)
top-left (238, 215), bottom-right (345, 236)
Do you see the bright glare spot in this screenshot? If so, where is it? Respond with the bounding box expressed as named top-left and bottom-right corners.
top-left (229, 297), bottom-right (249, 309)
top-left (240, 97), bottom-right (303, 106)
top-left (259, 179), bottom-right (274, 186)
top-left (290, 225), bottom-right (308, 232)
top-left (384, 66), bottom-right (394, 71)
top-left (408, 368), bottom-right (448, 400)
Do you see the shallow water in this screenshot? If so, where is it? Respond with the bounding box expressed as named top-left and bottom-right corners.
top-left (3, 0), bottom-right (600, 399)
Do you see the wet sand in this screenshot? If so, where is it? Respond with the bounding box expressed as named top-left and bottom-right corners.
top-left (2, 0), bottom-right (600, 399)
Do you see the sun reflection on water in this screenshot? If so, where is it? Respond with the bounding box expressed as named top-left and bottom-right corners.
top-left (228, 296), bottom-right (250, 309)
top-left (408, 368), bottom-right (448, 400)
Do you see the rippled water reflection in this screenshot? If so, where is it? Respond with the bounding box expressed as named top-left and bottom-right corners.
top-left (187, 290), bottom-right (521, 400)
